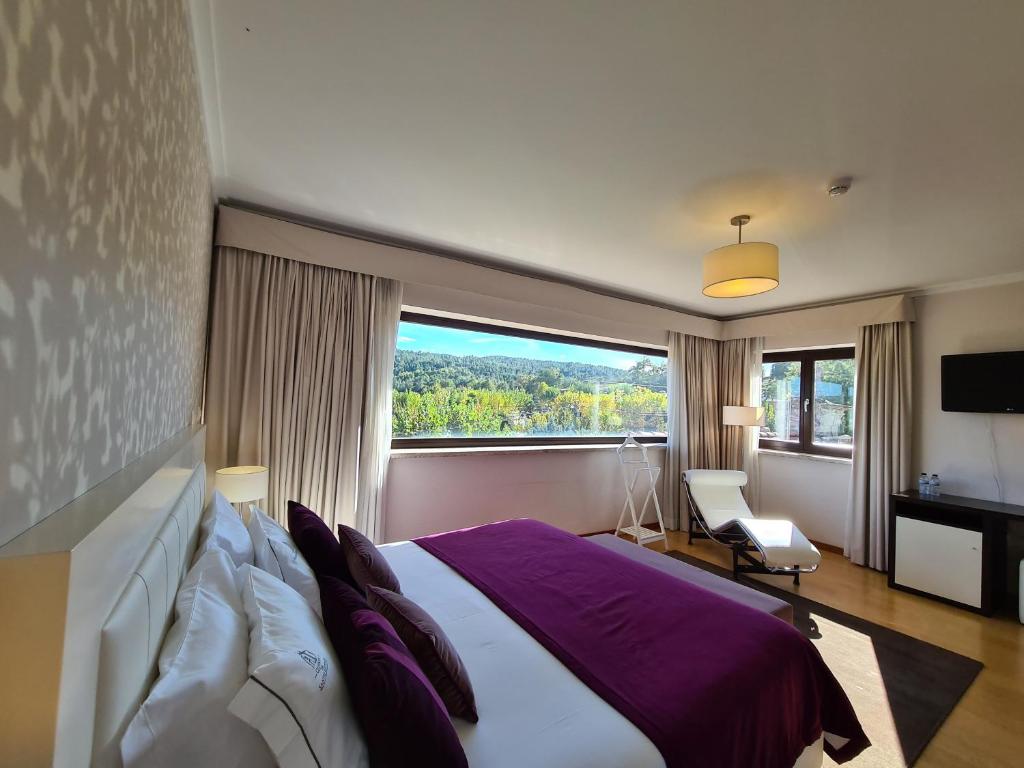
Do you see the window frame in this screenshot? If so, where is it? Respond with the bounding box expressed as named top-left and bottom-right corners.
top-left (759, 347), bottom-right (855, 458)
top-left (391, 312), bottom-right (668, 449)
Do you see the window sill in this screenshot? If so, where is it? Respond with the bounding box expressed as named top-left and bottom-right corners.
top-left (390, 443), bottom-right (666, 459)
top-left (758, 448), bottom-right (852, 465)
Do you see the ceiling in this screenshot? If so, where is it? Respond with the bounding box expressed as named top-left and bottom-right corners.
top-left (190, 0), bottom-right (1024, 318)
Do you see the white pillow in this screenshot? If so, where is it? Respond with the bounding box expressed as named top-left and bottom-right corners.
top-left (121, 550), bottom-right (275, 768)
top-left (229, 564), bottom-right (368, 768)
top-left (246, 504), bottom-right (322, 617)
top-left (194, 490), bottom-right (254, 568)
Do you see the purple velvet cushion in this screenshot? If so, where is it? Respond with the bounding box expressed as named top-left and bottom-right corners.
top-left (336, 524), bottom-right (401, 594)
top-left (286, 501), bottom-right (356, 587)
top-left (366, 586), bottom-right (478, 722)
top-left (318, 576), bottom-right (468, 768)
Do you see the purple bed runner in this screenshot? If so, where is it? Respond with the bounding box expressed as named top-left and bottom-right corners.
top-left (415, 519), bottom-right (868, 768)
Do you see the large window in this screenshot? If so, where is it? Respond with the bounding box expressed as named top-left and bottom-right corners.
top-left (392, 313), bottom-right (668, 447)
top-left (760, 347), bottom-right (855, 457)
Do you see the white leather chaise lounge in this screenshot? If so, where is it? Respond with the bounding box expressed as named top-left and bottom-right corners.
top-left (683, 469), bottom-right (821, 584)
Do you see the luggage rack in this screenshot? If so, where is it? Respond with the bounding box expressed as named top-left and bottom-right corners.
top-left (614, 435), bottom-right (667, 549)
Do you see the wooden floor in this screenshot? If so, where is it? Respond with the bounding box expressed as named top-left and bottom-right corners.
top-left (644, 532), bottom-right (1024, 768)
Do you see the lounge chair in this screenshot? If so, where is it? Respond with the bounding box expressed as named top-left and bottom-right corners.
top-left (683, 469), bottom-right (821, 585)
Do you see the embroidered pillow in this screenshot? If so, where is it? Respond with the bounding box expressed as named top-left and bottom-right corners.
top-left (365, 586), bottom-right (478, 722)
top-left (229, 565), bottom-right (367, 768)
top-left (336, 524), bottom-right (401, 594)
top-left (318, 576), bottom-right (467, 768)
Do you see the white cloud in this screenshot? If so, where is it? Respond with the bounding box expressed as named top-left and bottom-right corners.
top-left (398, 336), bottom-right (416, 343)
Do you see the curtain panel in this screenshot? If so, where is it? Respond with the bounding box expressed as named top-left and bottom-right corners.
top-left (204, 246), bottom-right (402, 539)
top-left (844, 321), bottom-right (913, 571)
top-left (683, 335), bottom-right (721, 471)
top-left (664, 333), bottom-right (689, 529)
top-left (718, 337), bottom-right (764, 510)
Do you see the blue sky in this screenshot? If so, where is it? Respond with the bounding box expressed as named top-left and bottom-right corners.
top-left (397, 322), bottom-right (655, 370)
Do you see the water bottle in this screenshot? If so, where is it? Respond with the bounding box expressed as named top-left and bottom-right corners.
top-left (918, 473), bottom-right (929, 495)
top-left (929, 474), bottom-right (941, 496)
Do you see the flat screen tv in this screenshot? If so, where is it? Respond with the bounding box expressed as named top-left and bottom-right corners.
top-left (941, 351), bottom-right (1024, 413)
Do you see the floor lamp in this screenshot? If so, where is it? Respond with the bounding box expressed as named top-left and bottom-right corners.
top-left (722, 406), bottom-right (764, 510)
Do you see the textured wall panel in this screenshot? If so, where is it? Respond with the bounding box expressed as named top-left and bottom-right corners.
top-left (0, 0), bottom-right (212, 545)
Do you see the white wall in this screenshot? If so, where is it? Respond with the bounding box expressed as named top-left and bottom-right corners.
top-left (913, 282), bottom-right (1024, 505)
top-left (757, 451), bottom-right (851, 548)
top-left (384, 446), bottom-right (666, 543)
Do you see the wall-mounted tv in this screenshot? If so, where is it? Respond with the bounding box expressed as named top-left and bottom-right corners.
top-left (941, 351), bottom-right (1024, 414)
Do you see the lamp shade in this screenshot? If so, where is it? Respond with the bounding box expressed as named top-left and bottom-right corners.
top-left (722, 405), bottom-right (764, 427)
top-left (215, 465), bottom-right (269, 503)
top-left (703, 241), bottom-right (779, 298)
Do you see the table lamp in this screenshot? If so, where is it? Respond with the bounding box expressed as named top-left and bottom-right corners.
top-left (215, 466), bottom-right (269, 514)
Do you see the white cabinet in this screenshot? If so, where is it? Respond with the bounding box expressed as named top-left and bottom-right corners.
top-left (893, 516), bottom-right (983, 608)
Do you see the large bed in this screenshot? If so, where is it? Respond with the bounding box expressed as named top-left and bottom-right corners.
top-left (381, 539), bottom-right (825, 768)
top-left (0, 428), bottom-right (860, 767)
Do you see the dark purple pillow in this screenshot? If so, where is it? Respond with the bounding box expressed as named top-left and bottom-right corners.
top-left (337, 523), bottom-right (401, 594)
top-left (366, 586), bottom-right (478, 722)
top-left (318, 576), bottom-right (468, 768)
top-left (287, 501), bottom-right (356, 588)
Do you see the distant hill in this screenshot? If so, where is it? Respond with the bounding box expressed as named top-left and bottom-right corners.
top-left (393, 349), bottom-right (666, 394)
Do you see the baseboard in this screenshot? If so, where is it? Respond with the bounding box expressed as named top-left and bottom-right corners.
top-left (810, 540), bottom-right (844, 555)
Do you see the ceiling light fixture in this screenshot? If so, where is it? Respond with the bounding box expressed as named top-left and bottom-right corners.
top-left (702, 215), bottom-right (780, 298)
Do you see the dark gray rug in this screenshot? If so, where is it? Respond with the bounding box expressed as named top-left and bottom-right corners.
top-left (666, 550), bottom-right (983, 767)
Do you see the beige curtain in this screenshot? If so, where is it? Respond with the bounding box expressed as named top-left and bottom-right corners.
top-left (664, 332), bottom-right (689, 529)
top-left (684, 335), bottom-right (721, 470)
top-left (844, 321), bottom-right (912, 570)
top-left (719, 337), bottom-right (764, 510)
top-left (205, 246), bottom-right (402, 539)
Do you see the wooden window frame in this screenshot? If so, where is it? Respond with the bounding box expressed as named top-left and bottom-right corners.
top-left (392, 312), bottom-right (668, 449)
top-left (759, 347), bottom-right (855, 458)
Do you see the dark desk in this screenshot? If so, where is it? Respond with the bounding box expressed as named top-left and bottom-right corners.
top-left (889, 490), bottom-right (1024, 615)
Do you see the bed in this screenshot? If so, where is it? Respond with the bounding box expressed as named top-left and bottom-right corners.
top-left (0, 427), bottom-right (858, 768)
top-left (381, 540), bottom-right (826, 768)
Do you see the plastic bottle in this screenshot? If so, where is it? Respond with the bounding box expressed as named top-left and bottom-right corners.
top-left (918, 473), bottom-right (929, 495)
top-left (929, 473), bottom-right (941, 496)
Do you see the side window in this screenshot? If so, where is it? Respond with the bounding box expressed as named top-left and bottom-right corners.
top-left (760, 349), bottom-right (854, 456)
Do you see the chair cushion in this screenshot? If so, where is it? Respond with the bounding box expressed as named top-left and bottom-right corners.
top-left (687, 484), bottom-right (755, 530)
top-left (737, 519), bottom-right (822, 569)
top-left (684, 469), bottom-right (748, 487)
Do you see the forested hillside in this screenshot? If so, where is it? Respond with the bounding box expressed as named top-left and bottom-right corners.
top-left (392, 349), bottom-right (668, 438)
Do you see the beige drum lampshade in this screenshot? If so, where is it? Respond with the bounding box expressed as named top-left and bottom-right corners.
top-left (722, 405), bottom-right (765, 427)
top-left (215, 465), bottom-right (269, 503)
top-left (702, 241), bottom-right (779, 298)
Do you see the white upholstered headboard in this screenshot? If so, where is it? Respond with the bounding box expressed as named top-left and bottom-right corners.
top-left (90, 462), bottom-right (205, 766)
top-left (0, 426), bottom-right (207, 768)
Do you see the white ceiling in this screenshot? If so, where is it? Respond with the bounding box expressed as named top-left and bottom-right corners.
top-left (191, 0), bottom-right (1024, 318)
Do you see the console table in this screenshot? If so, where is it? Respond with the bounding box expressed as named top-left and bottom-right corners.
top-left (888, 490), bottom-right (1024, 615)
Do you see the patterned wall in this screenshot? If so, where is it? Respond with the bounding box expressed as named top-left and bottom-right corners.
top-left (0, 0), bottom-right (212, 545)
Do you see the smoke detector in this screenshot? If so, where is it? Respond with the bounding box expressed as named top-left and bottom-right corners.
top-left (828, 178), bottom-right (852, 197)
